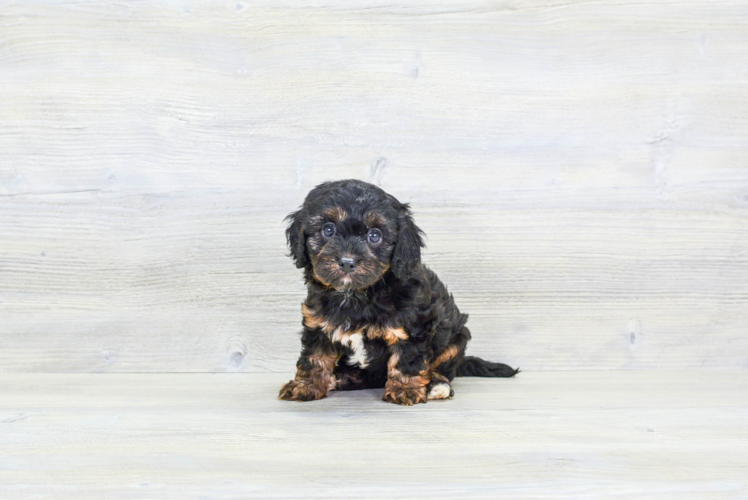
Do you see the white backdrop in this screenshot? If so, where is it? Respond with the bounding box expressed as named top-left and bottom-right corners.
top-left (1, 0), bottom-right (747, 372)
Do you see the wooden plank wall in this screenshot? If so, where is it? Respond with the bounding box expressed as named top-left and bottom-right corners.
top-left (1, 0), bottom-right (747, 372)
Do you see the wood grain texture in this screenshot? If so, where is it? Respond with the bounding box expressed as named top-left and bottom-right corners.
top-left (0, 371), bottom-right (746, 499)
top-left (1, 1), bottom-right (747, 372)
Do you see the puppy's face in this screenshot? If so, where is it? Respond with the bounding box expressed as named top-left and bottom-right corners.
top-left (285, 180), bottom-right (424, 291)
top-left (306, 205), bottom-right (393, 290)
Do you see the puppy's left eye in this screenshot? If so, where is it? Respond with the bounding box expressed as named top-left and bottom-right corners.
top-left (367, 228), bottom-right (382, 245)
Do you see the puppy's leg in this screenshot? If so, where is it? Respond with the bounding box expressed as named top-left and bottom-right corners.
top-left (279, 328), bottom-right (339, 402)
top-left (427, 326), bottom-right (470, 400)
top-left (383, 343), bottom-right (430, 406)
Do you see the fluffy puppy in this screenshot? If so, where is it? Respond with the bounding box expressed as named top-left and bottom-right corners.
top-left (279, 179), bottom-right (518, 406)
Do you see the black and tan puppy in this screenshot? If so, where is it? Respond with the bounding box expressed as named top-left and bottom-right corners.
top-left (279, 179), bottom-right (518, 405)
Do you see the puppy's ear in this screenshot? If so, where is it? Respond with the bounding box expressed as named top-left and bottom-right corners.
top-left (391, 203), bottom-right (425, 281)
top-left (284, 209), bottom-right (309, 269)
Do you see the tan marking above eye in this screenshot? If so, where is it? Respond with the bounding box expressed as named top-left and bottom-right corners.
top-left (364, 211), bottom-right (387, 228)
top-left (323, 206), bottom-right (347, 222)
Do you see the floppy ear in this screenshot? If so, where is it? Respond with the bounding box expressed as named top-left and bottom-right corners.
top-left (284, 209), bottom-right (309, 269)
top-left (391, 203), bottom-right (425, 281)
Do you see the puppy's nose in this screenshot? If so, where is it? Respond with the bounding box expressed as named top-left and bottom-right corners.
top-left (339, 257), bottom-right (357, 273)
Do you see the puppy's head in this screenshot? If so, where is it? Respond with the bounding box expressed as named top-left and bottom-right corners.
top-left (285, 179), bottom-right (424, 290)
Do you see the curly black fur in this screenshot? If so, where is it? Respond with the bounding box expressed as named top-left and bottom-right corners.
top-left (279, 179), bottom-right (518, 406)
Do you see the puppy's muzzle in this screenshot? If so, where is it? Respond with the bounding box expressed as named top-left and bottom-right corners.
top-left (339, 256), bottom-right (358, 273)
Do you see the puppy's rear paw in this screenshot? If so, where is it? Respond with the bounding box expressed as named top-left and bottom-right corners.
top-left (427, 381), bottom-right (454, 400)
top-left (278, 379), bottom-right (327, 402)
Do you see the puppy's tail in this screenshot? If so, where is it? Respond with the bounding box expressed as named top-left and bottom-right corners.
top-left (456, 356), bottom-right (520, 378)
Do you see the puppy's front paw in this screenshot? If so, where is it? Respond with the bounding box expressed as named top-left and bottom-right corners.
top-left (278, 379), bottom-right (328, 402)
top-left (383, 381), bottom-right (428, 406)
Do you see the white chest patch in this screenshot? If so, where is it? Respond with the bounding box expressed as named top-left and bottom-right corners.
top-left (331, 329), bottom-right (368, 368)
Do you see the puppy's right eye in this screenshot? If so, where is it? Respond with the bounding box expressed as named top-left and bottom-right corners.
top-left (322, 223), bottom-right (336, 238)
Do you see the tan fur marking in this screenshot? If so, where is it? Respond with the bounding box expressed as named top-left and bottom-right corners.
top-left (387, 352), bottom-right (401, 376)
top-left (308, 350), bottom-right (340, 370)
top-left (279, 350), bottom-right (339, 402)
top-left (323, 206), bottom-right (347, 221)
top-left (368, 326), bottom-right (408, 345)
top-left (301, 305), bottom-right (369, 362)
top-left (431, 344), bottom-right (460, 369)
top-left (385, 327), bottom-right (408, 345)
top-left (364, 211), bottom-right (387, 227)
top-left (308, 255), bottom-right (334, 288)
top-left (301, 303), bottom-right (329, 331)
top-left (383, 351), bottom-right (430, 405)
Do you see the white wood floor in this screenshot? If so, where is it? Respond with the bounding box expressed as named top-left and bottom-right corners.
top-left (1, 371), bottom-right (746, 499)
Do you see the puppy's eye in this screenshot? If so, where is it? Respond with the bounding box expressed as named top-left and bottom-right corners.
top-left (367, 228), bottom-right (382, 245)
top-left (322, 223), bottom-right (336, 238)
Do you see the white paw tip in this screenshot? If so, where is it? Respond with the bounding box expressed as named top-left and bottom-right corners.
top-left (427, 382), bottom-right (452, 400)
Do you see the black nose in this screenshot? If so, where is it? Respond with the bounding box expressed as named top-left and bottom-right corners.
top-left (339, 257), bottom-right (357, 273)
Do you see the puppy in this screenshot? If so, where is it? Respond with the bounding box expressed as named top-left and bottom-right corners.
top-left (279, 179), bottom-right (518, 405)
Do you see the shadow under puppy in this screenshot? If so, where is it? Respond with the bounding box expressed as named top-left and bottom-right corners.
top-left (279, 179), bottom-right (518, 406)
